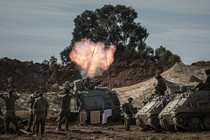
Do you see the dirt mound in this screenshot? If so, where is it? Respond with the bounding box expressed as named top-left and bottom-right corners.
top-left (0, 57), bottom-right (164, 92)
top-left (192, 61), bottom-right (210, 66)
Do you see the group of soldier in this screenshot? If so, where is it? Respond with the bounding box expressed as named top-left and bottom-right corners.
top-left (0, 69), bottom-right (209, 136)
top-left (0, 73), bottom-right (182, 135)
top-left (0, 85), bottom-right (72, 137)
top-left (0, 90), bottom-right (49, 137)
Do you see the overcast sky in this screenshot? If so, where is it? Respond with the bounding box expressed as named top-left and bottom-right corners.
top-left (0, 0), bottom-right (210, 65)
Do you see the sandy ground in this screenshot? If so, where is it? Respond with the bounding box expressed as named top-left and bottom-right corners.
top-left (1, 119), bottom-right (210, 140)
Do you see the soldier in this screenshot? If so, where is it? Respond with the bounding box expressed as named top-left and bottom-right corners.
top-left (27, 91), bottom-right (39, 132)
top-left (122, 97), bottom-right (134, 131)
top-left (193, 69), bottom-right (210, 90)
top-left (33, 92), bottom-right (49, 137)
top-left (154, 74), bottom-right (167, 109)
top-left (154, 74), bottom-right (167, 96)
top-left (0, 89), bottom-right (20, 135)
top-left (57, 85), bottom-right (72, 131)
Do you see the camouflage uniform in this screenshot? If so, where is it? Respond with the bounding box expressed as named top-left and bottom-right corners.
top-left (58, 89), bottom-right (71, 131)
top-left (27, 91), bottom-right (39, 132)
top-left (194, 69), bottom-right (210, 90)
top-left (154, 74), bottom-right (167, 109)
top-left (0, 90), bottom-right (20, 135)
top-left (123, 97), bottom-right (134, 131)
top-left (33, 93), bottom-right (49, 137)
top-left (154, 74), bottom-right (167, 96)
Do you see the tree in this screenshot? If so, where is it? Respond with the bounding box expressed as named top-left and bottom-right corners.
top-left (42, 59), bottom-right (49, 65)
top-left (155, 46), bottom-right (182, 67)
top-left (49, 56), bottom-right (57, 66)
top-left (60, 4), bottom-right (149, 65)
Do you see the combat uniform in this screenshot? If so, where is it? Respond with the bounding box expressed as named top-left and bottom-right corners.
top-left (123, 97), bottom-right (134, 131)
top-left (27, 92), bottom-right (38, 132)
top-left (0, 91), bottom-right (20, 135)
top-left (33, 93), bottom-right (49, 137)
top-left (194, 69), bottom-right (210, 90)
top-left (58, 89), bottom-right (71, 131)
top-left (154, 74), bottom-right (167, 109)
top-left (154, 74), bottom-right (167, 96)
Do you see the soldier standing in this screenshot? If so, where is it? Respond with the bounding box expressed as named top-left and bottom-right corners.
top-left (193, 69), bottom-right (210, 90)
top-left (154, 74), bottom-right (167, 96)
top-left (57, 86), bottom-right (72, 131)
top-left (33, 92), bottom-right (49, 137)
top-left (27, 91), bottom-right (39, 132)
top-left (122, 97), bottom-right (134, 131)
top-left (0, 89), bottom-right (20, 135)
top-left (154, 74), bottom-right (167, 109)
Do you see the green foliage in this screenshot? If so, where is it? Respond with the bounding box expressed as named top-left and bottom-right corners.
top-left (42, 56), bottom-right (58, 66)
top-left (49, 56), bottom-right (57, 66)
top-left (155, 46), bottom-right (182, 67)
top-left (60, 4), bottom-right (182, 67)
top-left (60, 46), bottom-right (71, 65)
top-left (60, 4), bottom-right (149, 65)
top-left (42, 59), bottom-right (49, 65)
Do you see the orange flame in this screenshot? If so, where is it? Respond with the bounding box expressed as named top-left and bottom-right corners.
top-left (69, 38), bottom-right (116, 78)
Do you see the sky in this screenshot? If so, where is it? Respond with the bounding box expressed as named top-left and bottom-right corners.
top-left (0, 0), bottom-right (210, 65)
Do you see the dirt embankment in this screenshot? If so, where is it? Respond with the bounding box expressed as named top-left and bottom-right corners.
top-left (0, 57), bottom-right (164, 92)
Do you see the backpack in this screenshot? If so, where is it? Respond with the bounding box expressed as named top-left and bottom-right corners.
top-left (122, 103), bottom-right (132, 114)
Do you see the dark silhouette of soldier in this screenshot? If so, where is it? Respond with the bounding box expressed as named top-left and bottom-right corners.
top-left (27, 91), bottom-right (39, 132)
top-left (33, 92), bottom-right (49, 137)
top-left (0, 89), bottom-right (20, 135)
top-left (122, 97), bottom-right (134, 131)
top-left (194, 69), bottom-right (210, 90)
top-left (154, 74), bottom-right (167, 96)
top-left (57, 87), bottom-right (72, 131)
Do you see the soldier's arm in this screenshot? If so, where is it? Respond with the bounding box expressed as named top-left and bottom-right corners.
top-left (46, 99), bottom-right (49, 109)
top-left (28, 97), bottom-right (34, 103)
top-left (14, 93), bottom-right (20, 100)
top-left (128, 104), bottom-right (134, 114)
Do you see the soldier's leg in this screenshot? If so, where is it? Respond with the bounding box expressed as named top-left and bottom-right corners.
top-left (124, 115), bottom-right (129, 131)
top-left (12, 114), bottom-right (20, 135)
top-left (32, 115), bottom-right (36, 134)
top-left (58, 111), bottom-right (64, 130)
top-left (127, 116), bottom-right (131, 131)
top-left (34, 115), bottom-right (40, 136)
top-left (40, 119), bottom-right (44, 137)
top-left (64, 112), bottom-right (70, 130)
top-left (5, 116), bottom-right (10, 134)
top-left (35, 123), bottom-right (39, 136)
top-left (28, 112), bottom-right (34, 130)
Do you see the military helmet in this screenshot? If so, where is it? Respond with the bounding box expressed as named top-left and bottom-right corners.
top-left (155, 74), bottom-right (162, 79)
top-left (38, 92), bottom-right (43, 97)
top-left (128, 97), bottom-right (133, 101)
top-left (33, 90), bottom-right (40, 97)
top-left (8, 89), bottom-right (14, 94)
top-left (64, 81), bottom-right (70, 89)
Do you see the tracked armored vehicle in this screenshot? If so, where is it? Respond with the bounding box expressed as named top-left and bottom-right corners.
top-left (66, 79), bottom-right (121, 122)
top-left (159, 89), bottom-right (210, 131)
top-left (135, 95), bottom-right (170, 131)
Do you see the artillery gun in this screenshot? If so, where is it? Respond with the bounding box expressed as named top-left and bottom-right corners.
top-left (159, 88), bottom-right (210, 131)
top-left (61, 79), bottom-right (121, 123)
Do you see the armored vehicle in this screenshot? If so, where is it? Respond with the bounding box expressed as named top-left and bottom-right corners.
top-left (159, 89), bottom-right (210, 131)
top-left (135, 95), bottom-right (169, 131)
top-left (66, 79), bottom-right (121, 122)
